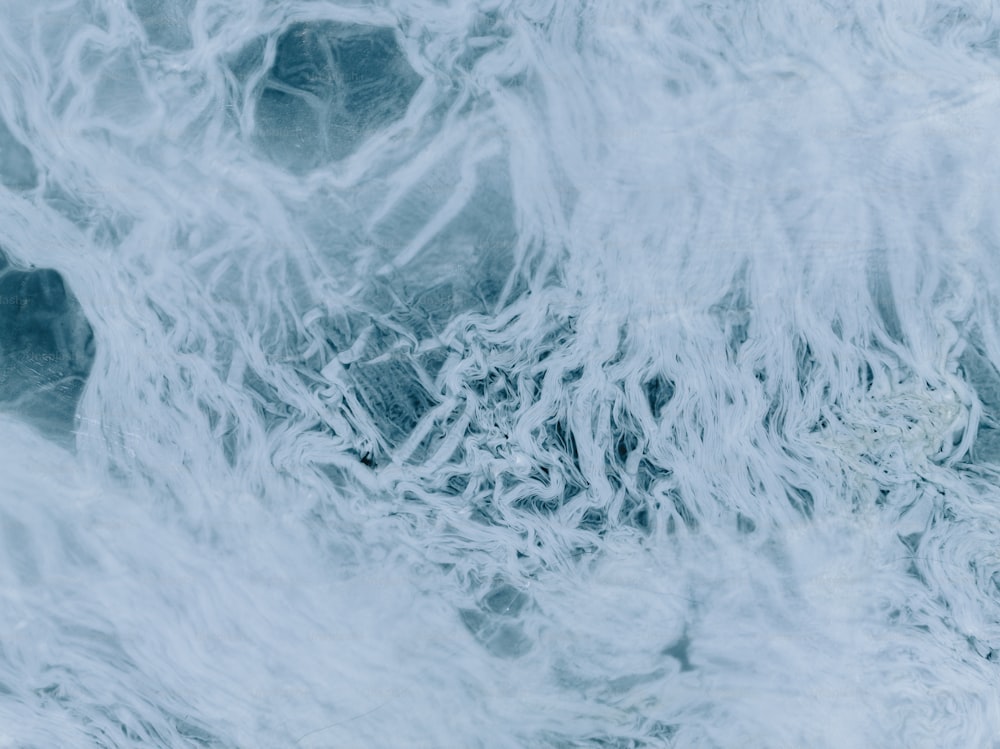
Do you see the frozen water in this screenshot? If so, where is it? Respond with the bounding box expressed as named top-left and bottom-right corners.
top-left (0, 260), bottom-right (95, 443)
top-left (0, 117), bottom-right (37, 191)
top-left (1, 0), bottom-right (1000, 747)
top-left (250, 21), bottom-right (422, 171)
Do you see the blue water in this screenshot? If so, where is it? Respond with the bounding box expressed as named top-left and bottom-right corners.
top-left (2, 1), bottom-right (1000, 747)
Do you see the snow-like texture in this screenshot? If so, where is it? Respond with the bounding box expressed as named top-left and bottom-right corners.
top-left (2, 0), bottom-right (1000, 747)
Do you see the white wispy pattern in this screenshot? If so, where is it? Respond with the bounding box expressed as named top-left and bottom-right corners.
top-left (1, 0), bottom-right (1000, 746)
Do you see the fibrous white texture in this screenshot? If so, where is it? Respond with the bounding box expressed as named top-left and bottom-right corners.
top-left (1, 0), bottom-right (1000, 747)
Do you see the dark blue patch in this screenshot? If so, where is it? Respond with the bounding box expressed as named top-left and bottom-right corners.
top-left (662, 633), bottom-right (695, 672)
top-left (960, 343), bottom-right (1000, 465)
top-left (643, 374), bottom-right (674, 419)
top-left (459, 607), bottom-right (533, 659)
top-left (0, 260), bottom-right (95, 441)
top-left (253, 22), bottom-right (421, 171)
top-left (350, 357), bottom-right (435, 449)
top-left (482, 582), bottom-right (529, 617)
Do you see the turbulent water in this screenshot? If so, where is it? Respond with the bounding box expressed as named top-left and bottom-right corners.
top-left (2, 0), bottom-right (1000, 746)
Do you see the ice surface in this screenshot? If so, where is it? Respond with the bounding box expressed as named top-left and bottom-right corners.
top-left (0, 116), bottom-right (37, 191)
top-left (251, 21), bottom-right (421, 171)
top-left (349, 356), bottom-right (435, 450)
top-left (130, 0), bottom-right (194, 50)
top-left (0, 260), bottom-right (95, 442)
top-left (2, 0), bottom-right (1000, 747)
